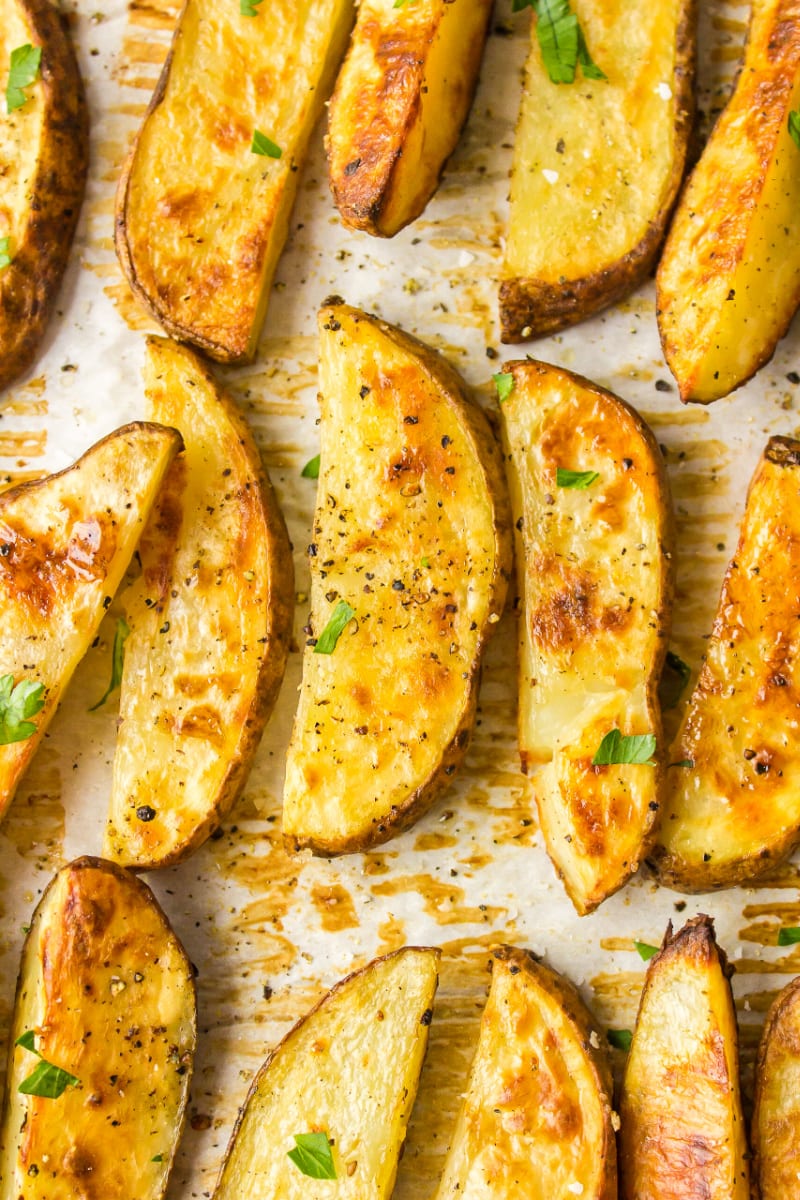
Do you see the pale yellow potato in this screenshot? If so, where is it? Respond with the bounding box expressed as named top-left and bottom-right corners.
top-left (500, 361), bottom-right (674, 914)
top-left (327, 0), bottom-right (493, 236)
top-left (0, 857), bottom-right (196, 1200)
top-left (657, 0), bottom-right (800, 402)
top-left (213, 947), bottom-right (439, 1199)
top-left (752, 976), bottom-right (800, 1200)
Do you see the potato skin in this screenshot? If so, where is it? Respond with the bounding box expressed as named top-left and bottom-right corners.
top-left (752, 976), bottom-right (800, 1200)
top-left (619, 916), bottom-right (750, 1200)
top-left (282, 304), bottom-right (512, 856)
top-left (657, 0), bottom-right (800, 402)
top-left (326, 0), bottom-right (493, 237)
top-left (650, 437), bottom-right (800, 891)
top-left (435, 946), bottom-right (616, 1200)
top-left (500, 0), bottom-right (695, 343)
top-left (0, 0), bottom-right (88, 393)
top-left (0, 856), bottom-right (196, 1200)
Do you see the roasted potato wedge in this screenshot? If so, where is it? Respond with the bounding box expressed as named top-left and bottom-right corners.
top-left (499, 361), bottom-right (674, 915)
top-left (326, 0), bottom-right (493, 237)
top-left (752, 975), bottom-right (800, 1200)
top-left (500, 0), bottom-right (695, 342)
top-left (657, 1), bottom-right (800, 402)
top-left (651, 437), bottom-right (800, 891)
top-left (282, 304), bottom-right (512, 855)
top-left (0, 0), bottom-right (88, 394)
top-left (0, 856), bottom-right (196, 1199)
top-left (103, 339), bottom-right (293, 869)
top-left (619, 916), bottom-right (750, 1200)
top-left (0, 422), bottom-right (182, 824)
top-left (115, 0), bottom-right (355, 363)
top-left (213, 946), bottom-right (439, 1198)
top-left (435, 946), bottom-right (616, 1200)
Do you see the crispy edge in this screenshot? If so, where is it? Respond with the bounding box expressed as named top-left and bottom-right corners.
top-left (0, 0), bottom-right (89, 393)
top-left (499, 0), bottom-right (696, 343)
top-left (751, 974), bottom-right (800, 1198)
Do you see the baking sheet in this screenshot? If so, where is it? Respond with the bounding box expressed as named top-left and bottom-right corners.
top-left (1, 0), bottom-right (798, 1194)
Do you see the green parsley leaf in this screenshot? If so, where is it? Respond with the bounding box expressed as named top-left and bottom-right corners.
top-left (394, 0), bottom-right (415, 6)
top-left (314, 601), bottom-right (355, 655)
top-left (778, 926), bottom-right (800, 946)
top-left (789, 110), bottom-right (800, 150)
top-left (89, 618), bottom-right (130, 712)
top-left (240, 0), bottom-right (264, 14)
top-left (493, 372), bottom-right (514, 403)
top-left (592, 729), bottom-right (656, 767)
top-left (151, 1154), bottom-right (164, 1163)
top-left (0, 675), bottom-right (45, 745)
top-left (251, 130), bottom-right (282, 159)
top-left (668, 758), bottom-right (694, 769)
top-left (421, 556), bottom-right (431, 569)
top-left (607, 1028), bottom-right (632, 1051)
top-left (512, 0), bottom-right (605, 85)
top-left (6, 44), bottom-right (42, 112)
top-left (658, 649), bottom-right (691, 711)
top-left (287, 1131), bottom-right (337, 1180)
top-left (634, 941), bottom-right (659, 962)
top-left (301, 454), bottom-right (320, 479)
top-left (0, 237), bottom-right (11, 270)
top-left (556, 467), bottom-right (599, 489)
top-left (16, 1031), bottom-right (80, 1099)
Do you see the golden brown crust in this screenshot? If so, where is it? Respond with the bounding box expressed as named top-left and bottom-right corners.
top-left (752, 975), bottom-right (800, 1200)
top-left (0, 0), bottom-right (88, 392)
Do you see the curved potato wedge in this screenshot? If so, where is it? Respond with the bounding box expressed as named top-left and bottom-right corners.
top-left (657, 1), bottom-right (800, 402)
top-left (651, 438), bottom-right (800, 891)
top-left (752, 976), bottom-right (800, 1200)
top-left (0, 422), bottom-right (182, 824)
top-left (213, 946), bottom-right (439, 1199)
top-left (283, 304), bottom-right (512, 855)
top-left (499, 361), bottom-right (674, 914)
top-left (115, 0), bottom-right (354, 363)
top-left (619, 916), bottom-right (750, 1200)
top-left (326, 0), bottom-right (493, 237)
top-left (435, 946), bottom-right (616, 1200)
top-left (103, 339), bottom-right (293, 869)
top-left (500, 0), bottom-right (695, 342)
top-left (0, 856), bottom-right (196, 1199)
top-left (0, 0), bottom-right (88, 393)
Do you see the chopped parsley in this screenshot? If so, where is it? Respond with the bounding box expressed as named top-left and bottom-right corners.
top-left (89, 618), bottom-right (130, 712)
top-left (493, 372), bottom-right (515, 403)
top-left (556, 468), bottom-right (599, 489)
top-left (16, 1031), bottom-right (80, 1099)
top-left (314, 601), bottom-right (355, 655)
top-left (634, 941), bottom-right (659, 961)
top-left (301, 454), bottom-right (320, 479)
top-left (251, 130), bottom-right (282, 159)
top-left (513, 0), bottom-right (605, 85)
top-left (287, 1131), bottom-right (337, 1180)
top-left (592, 729), bottom-right (656, 767)
top-left (6, 44), bottom-right (42, 112)
top-left (778, 926), bottom-right (800, 946)
top-left (607, 1029), bottom-right (632, 1051)
top-left (240, 0), bottom-right (264, 14)
top-left (789, 110), bottom-right (800, 150)
top-left (0, 237), bottom-right (10, 270)
top-left (659, 650), bottom-right (691, 711)
top-left (0, 675), bottom-right (45, 745)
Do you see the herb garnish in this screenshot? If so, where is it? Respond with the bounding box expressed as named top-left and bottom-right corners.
top-left (89, 618), bottom-right (130, 712)
top-left (659, 649), bottom-right (691, 711)
top-left (251, 130), bottom-right (282, 159)
top-left (314, 601), bottom-right (355, 655)
top-left (0, 675), bottom-right (45, 745)
top-left (287, 1131), bottom-right (337, 1180)
top-left (634, 941), bottom-right (659, 961)
top-left (513, 0), bottom-right (605, 85)
top-left (240, 0), bottom-right (264, 14)
top-left (493, 372), bottom-right (514, 403)
top-left (301, 454), bottom-right (320, 479)
top-left (6, 44), bottom-right (42, 112)
top-left (16, 1031), bottom-right (80, 1099)
top-left (556, 468), bottom-right (599, 489)
top-left (778, 926), bottom-right (800, 946)
top-left (789, 110), bottom-right (800, 151)
top-left (592, 729), bottom-right (656, 767)
top-left (0, 237), bottom-right (10, 270)
top-left (607, 1029), bottom-right (632, 1051)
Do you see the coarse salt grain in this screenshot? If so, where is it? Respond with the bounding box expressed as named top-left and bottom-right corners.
top-left (656, 82), bottom-right (672, 100)
top-left (542, 168), bottom-right (559, 184)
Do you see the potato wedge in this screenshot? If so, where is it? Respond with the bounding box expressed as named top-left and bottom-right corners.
top-left (0, 856), bottom-right (196, 1199)
top-left (282, 304), bottom-right (512, 855)
top-left (0, 0), bottom-right (88, 394)
top-left (499, 361), bottom-right (674, 915)
top-left (752, 975), bottom-right (800, 1200)
top-left (326, 0), bottom-right (493, 237)
top-left (650, 437), bottom-right (800, 891)
top-left (619, 916), bottom-right (750, 1200)
top-left (103, 339), bottom-right (293, 869)
top-left (435, 946), bottom-right (616, 1200)
top-left (213, 946), bottom-right (439, 1199)
top-left (115, 0), bottom-right (354, 363)
top-left (500, 0), bottom-right (695, 342)
top-left (0, 422), bottom-right (182, 824)
top-left (657, 2), bottom-right (800, 402)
